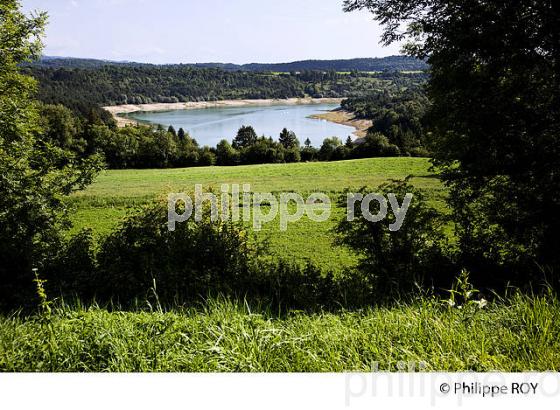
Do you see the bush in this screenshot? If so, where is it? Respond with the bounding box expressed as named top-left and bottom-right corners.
top-left (41, 200), bottom-right (346, 310)
top-left (94, 201), bottom-right (256, 304)
top-left (336, 179), bottom-right (453, 297)
top-left (44, 229), bottom-right (98, 300)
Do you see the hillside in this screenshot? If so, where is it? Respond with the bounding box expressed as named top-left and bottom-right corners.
top-left (35, 55), bottom-right (428, 72)
top-left (27, 64), bottom-right (428, 113)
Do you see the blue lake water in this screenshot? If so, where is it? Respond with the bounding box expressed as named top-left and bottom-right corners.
top-left (125, 103), bottom-right (355, 147)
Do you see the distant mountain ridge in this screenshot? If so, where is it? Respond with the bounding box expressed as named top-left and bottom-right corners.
top-left (36, 55), bottom-right (428, 72)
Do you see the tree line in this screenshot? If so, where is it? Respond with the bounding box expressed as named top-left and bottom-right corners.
top-left (342, 85), bottom-right (430, 156)
top-left (39, 101), bottom-right (430, 170)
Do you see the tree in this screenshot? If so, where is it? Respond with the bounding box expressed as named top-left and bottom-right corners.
top-left (93, 125), bottom-right (138, 168)
top-left (199, 147), bottom-right (216, 166)
top-left (216, 139), bottom-right (239, 166)
top-left (233, 125), bottom-right (258, 149)
top-left (318, 137), bottom-right (343, 161)
top-left (242, 137), bottom-right (285, 164)
top-left (137, 127), bottom-right (179, 168)
top-left (0, 0), bottom-right (103, 308)
top-left (354, 132), bottom-right (400, 158)
top-left (167, 125), bottom-right (177, 137)
top-left (345, 136), bottom-right (354, 148)
top-left (279, 128), bottom-right (300, 149)
top-left (177, 127), bottom-right (186, 140)
top-left (304, 138), bottom-right (312, 147)
top-left (284, 147), bottom-right (301, 163)
top-left (39, 103), bottom-right (86, 154)
top-left (345, 0), bottom-right (560, 285)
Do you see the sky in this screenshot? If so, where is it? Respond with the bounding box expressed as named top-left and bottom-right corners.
top-left (21, 0), bottom-right (401, 64)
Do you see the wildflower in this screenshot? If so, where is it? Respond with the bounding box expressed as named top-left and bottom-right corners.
top-left (476, 299), bottom-right (488, 309)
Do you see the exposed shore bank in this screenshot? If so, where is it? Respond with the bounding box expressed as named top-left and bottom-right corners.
top-left (104, 98), bottom-right (344, 127)
top-left (308, 109), bottom-right (373, 138)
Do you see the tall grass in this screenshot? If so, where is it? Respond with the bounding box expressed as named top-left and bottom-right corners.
top-left (1, 293), bottom-right (558, 372)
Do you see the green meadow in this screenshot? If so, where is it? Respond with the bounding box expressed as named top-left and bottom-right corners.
top-left (68, 157), bottom-right (445, 272)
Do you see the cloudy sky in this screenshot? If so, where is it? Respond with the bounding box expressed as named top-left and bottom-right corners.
top-left (22, 0), bottom-right (401, 64)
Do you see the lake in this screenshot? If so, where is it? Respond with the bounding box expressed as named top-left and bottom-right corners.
top-left (125, 103), bottom-right (355, 147)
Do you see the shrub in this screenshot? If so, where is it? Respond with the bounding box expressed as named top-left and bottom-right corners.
top-left (44, 229), bottom-right (98, 300)
top-left (94, 200), bottom-right (257, 304)
top-left (41, 200), bottom-right (342, 310)
top-left (336, 179), bottom-right (453, 297)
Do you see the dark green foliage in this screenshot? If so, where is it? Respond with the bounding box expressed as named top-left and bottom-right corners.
top-left (38, 104), bottom-right (87, 153)
top-left (283, 147), bottom-right (301, 163)
top-left (233, 125), bottom-right (258, 149)
top-left (342, 86), bottom-right (430, 156)
top-left (198, 147), bottom-right (217, 166)
top-left (242, 137), bottom-right (285, 164)
top-left (0, 1), bottom-right (103, 309)
top-left (318, 137), bottom-right (344, 161)
top-left (300, 145), bottom-right (319, 162)
top-left (278, 128), bottom-right (300, 149)
top-left (216, 139), bottom-right (240, 166)
top-left (27, 63), bottom-right (428, 110)
top-left (28, 65), bottom-right (305, 107)
top-left (353, 133), bottom-right (400, 158)
top-left (345, 0), bottom-right (560, 284)
top-left (45, 229), bottom-right (98, 300)
top-left (336, 180), bottom-right (452, 296)
top-left (94, 202), bottom-right (256, 303)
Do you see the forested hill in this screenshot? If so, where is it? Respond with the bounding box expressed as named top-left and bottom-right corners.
top-left (35, 55), bottom-right (427, 72)
top-left (27, 63), bottom-right (428, 115)
top-left (237, 56), bottom-right (427, 72)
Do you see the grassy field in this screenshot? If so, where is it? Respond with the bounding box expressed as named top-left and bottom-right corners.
top-left (1, 294), bottom-right (559, 372)
top-left (68, 157), bottom-right (445, 271)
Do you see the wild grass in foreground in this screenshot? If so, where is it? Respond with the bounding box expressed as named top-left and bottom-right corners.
top-left (1, 293), bottom-right (558, 372)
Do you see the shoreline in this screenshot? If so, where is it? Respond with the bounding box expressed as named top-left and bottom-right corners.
top-left (103, 98), bottom-right (371, 138)
top-left (104, 98), bottom-right (344, 127)
top-left (308, 109), bottom-right (373, 138)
